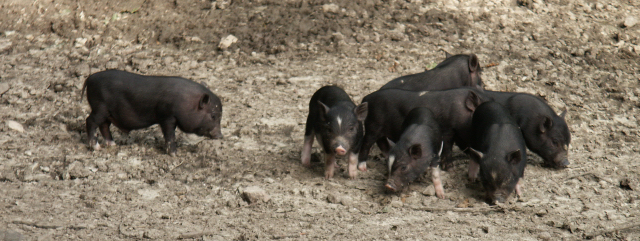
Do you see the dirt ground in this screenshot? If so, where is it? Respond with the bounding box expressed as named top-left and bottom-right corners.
top-left (1, 0), bottom-right (639, 240)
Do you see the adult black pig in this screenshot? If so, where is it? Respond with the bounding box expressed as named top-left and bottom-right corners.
top-left (485, 90), bottom-right (570, 168)
top-left (380, 53), bottom-right (483, 91)
top-left (81, 70), bottom-right (223, 155)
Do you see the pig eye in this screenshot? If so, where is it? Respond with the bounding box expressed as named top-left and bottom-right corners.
top-left (349, 125), bottom-right (356, 131)
top-left (401, 166), bottom-right (408, 171)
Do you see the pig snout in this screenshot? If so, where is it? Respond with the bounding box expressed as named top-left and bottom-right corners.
top-left (559, 159), bottom-right (569, 168)
top-left (550, 151), bottom-right (569, 169)
top-left (211, 129), bottom-right (223, 139)
top-left (335, 146), bottom-right (347, 156)
top-left (384, 182), bottom-right (398, 192)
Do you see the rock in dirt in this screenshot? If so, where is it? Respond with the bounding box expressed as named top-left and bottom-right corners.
top-left (138, 189), bottom-right (160, 200)
top-left (623, 16), bottom-right (637, 28)
top-left (422, 185), bottom-right (436, 196)
top-left (620, 178), bottom-right (633, 190)
top-left (242, 186), bottom-right (270, 204)
top-left (5, 120), bottom-right (24, 133)
top-left (390, 199), bottom-right (403, 207)
top-left (143, 229), bottom-right (164, 239)
top-left (218, 35), bottom-right (238, 50)
top-left (322, 4), bottom-right (340, 14)
top-left (0, 229), bottom-right (24, 241)
top-left (0, 39), bottom-right (11, 53)
top-left (0, 83), bottom-right (9, 95)
top-left (65, 161), bottom-right (91, 179)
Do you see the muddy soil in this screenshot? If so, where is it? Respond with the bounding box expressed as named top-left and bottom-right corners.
top-left (1, 0), bottom-right (639, 240)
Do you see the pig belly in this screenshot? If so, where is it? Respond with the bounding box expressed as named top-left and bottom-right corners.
top-left (106, 107), bottom-right (160, 132)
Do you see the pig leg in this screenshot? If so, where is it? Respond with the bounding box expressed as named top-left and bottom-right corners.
top-left (376, 138), bottom-right (391, 158)
top-left (301, 133), bottom-right (314, 167)
top-left (324, 153), bottom-right (337, 179)
top-left (160, 120), bottom-right (178, 156)
top-left (431, 167), bottom-right (445, 199)
top-left (86, 116), bottom-right (101, 150)
top-left (86, 108), bottom-right (109, 151)
top-left (357, 132), bottom-right (379, 171)
top-left (467, 159), bottom-right (480, 182)
top-left (98, 121), bottom-right (116, 147)
top-left (439, 134), bottom-right (455, 171)
top-left (348, 152), bottom-right (359, 179)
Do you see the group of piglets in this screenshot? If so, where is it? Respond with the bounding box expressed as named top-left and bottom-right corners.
top-left (302, 53), bottom-right (571, 204)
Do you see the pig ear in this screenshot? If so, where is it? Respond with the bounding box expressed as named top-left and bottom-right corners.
top-left (386, 138), bottom-right (396, 149)
top-left (409, 144), bottom-right (422, 160)
top-left (317, 100), bottom-right (330, 121)
top-left (443, 50), bottom-right (453, 58)
top-left (317, 100), bottom-right (330, 114)
top-left (199, 94), bottom-right (210, 110)
top-left (468, 54), bottom-right (479, 72)
top-left (507, 149), bottom-right (523, 166)
top-left (354, 102), bottom-right (368, 122)
top-left (467, 148), bottom-right (483, 161)
top-left (539, 116), bottom-right (553, 133)
top-left (559, 110), bottom-right (567, 119)
top-left (465, 91), bottom-right (481, 112)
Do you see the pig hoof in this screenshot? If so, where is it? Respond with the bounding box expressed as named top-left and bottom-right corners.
top-left (106, 140), bottom-right (116, 147)
top-left (301, 159), bottom-right (311, 167)
top-left (436, 191), bottom-right (445, 199)
top-left (324, 172), bottom-right (334, 179)
top-left (92, 142), bottom-right (101, 151)
top-left (357, 162), bottom-right (367, 172)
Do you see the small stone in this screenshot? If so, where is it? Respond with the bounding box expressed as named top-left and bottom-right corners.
top-left (623, 16), bottom-right (637, 28)
top-left (116, 173), bottom-right (128, 180)
top-left (326, 193), bottom-right (340, 204)
top-left (0, 82), bottom-right (9, 95)
top-left (143, 229), bottom-right (164, 239)
top-left (538, 232), bottom-right (552, 241)
top-left (6, 120), bottom-right (24, 133)
top-left (74, 63), bottom-right (91, 77)
top-left (422, 185), bottom-right (436, 196)
top-left (218, 35), bottom-right (237, 50)
top-left (22, 174), bottom-right (51, 182)
top-left (594, 2), bottom-right (604, 10)
top-left (74, 38), bottom-right (88, 48)
top-left (138, 189), bottom-right (160, 200)
top-left (536, 209), bottom-right (548, 217)
top-left (481, 226), bottom-right (491, 233)
top-left (264, 178), bottom-right (274, 183)
top-left (390, 199), bottom-right (403, 208)
top-left (340, 196), bottom-right (353, 206)
top-left (299, 188), bottom-right (310, 197)
top-left (0, 229), bottom-right (25, 241)
top-left (322, 4), bottom-right (340, 14)
top-left (0, 39), bottom-right (12, 53)
top-left (213, 0), bottom-right (231, 9)
top-left (241, 186), bottom-right (270, 204)
top-left (67, 161), bottom-right (91, 179)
